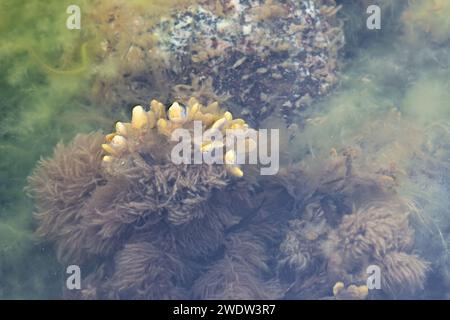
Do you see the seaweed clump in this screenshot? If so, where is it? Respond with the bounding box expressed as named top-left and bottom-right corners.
top-left (27, 133), bottom-right (106, 263)
top-left (276, 148), bottom-right (430, 299)
top-left (26, 78), bottom-right (435, 300)
top-left (325, 203), bottom-right (429, 298)
top-left (27, 101), bottom-right (431, 299)
top-left (27, 97), bottom-right (295, 299)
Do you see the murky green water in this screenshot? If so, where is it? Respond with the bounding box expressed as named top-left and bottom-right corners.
top-left (1, 0), bottom-right (450, 299)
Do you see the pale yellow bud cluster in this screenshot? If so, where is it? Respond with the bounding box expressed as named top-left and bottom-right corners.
top-left (333, 281), bottom-right (369, 300)
top-left (101, 97), bottom-right (256, 177)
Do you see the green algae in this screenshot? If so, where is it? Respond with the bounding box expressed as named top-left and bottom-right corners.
top-left (287, 3), bottom-right (450, 296)
top-left (2, 0), bottom-right (450, 299)
top-left (29, 42), bottom-right (90, 76)
top-left (0, 0), bottom-right (100, 299)
top-left (0, 0), bottom-right (203, 299)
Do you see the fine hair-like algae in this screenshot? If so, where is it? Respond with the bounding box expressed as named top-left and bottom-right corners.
top-left (26, 96), bottom-right (430, 299)
top-left (27, 98), bottom-right (288, 299)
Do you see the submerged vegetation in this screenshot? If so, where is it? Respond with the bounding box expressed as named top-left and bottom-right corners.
top-left (0, 0), bottom-right (201, 299)
top-left (1, 0), bottom-right (450, 299)
top-left (27, 100), bottom-right (430, 298)
top-left (402, 0), bottom-right (450, 44)
top-left (27, 99), bottom-right (272, 299)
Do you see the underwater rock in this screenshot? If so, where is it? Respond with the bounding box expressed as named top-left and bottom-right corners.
top-left (87, 0), bottom-right (202, 108)
top-left (151, 0), bottom-right (345, 125)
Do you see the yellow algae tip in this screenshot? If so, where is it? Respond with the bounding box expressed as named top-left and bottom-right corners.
top-left (102, 97), bottom-right (253, 178)
top-left (168, 102), bottom-right (186, 123)
top-left (227, 166), bottom-right (244, 178)
top-left (102, 143), bottom-right (116, 155)
top-left (333, 282), bottom-right (345, 296)
top-left (115, 122), bottom-right (127, 136)
top-left (131, 105), bottom-right (149, 129)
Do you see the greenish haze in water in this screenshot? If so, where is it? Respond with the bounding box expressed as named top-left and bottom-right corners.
top-left (1, 0), bottom-right (450, 298)
top-left (0, 0), bottom-right (104, 299)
